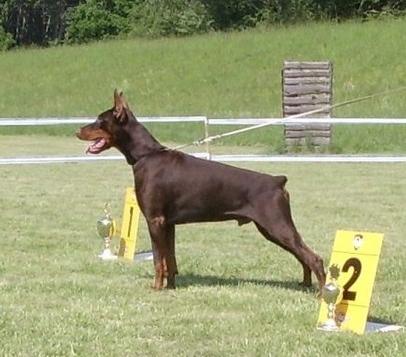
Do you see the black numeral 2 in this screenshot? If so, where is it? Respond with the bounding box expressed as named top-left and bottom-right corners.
top-left (342, 258), bottom-right (362, 301)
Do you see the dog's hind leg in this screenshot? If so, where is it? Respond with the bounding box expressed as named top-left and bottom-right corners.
top-left (252, 191), bottom-right (326, 290)
top-left (254, 222), bottom-right (316, 286)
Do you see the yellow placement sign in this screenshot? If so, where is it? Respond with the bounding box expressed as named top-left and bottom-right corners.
top-left (317, 230), bottom-right (384, 334)
top-left (117, 187), bottom-right (141, 260)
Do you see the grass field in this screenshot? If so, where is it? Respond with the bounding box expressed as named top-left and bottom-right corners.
top-left (1, 18), bottom-right (406, 153)
top-left (1, 159), bottom-right (405, 356)
top-left (1, 17), bottom-right (405, 356)
top-left (1, 19), bottom-right (405, 118)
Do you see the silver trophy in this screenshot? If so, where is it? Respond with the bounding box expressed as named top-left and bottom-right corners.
top-left (318, 265), bottom-right (341, 331)
top-left (96, 203), bottom-right (118, 260)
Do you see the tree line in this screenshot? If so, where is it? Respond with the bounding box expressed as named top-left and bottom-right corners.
top-left (1, 0), bottom-right (405, 50)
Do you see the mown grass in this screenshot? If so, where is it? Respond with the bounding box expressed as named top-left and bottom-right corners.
top-left (1, 20), bottom-right (405, 356)
top-left (1, 19), bottom-right (406, 153)
top-left (0, 159), bottom-right (405, 356)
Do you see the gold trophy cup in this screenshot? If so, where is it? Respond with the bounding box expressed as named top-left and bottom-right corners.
top-left (96, 203), bottom-right (117, 260)
top-left (318, 264), bottom-right (341, 331)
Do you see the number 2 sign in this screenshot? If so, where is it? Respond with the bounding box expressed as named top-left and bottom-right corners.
top-left (317, 230), bottom-right (384, 334)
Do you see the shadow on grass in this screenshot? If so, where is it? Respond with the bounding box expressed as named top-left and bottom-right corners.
top-left (176, 273), bottom-right (317, 293)
top-left (367, 315), bottom-right (401, 325)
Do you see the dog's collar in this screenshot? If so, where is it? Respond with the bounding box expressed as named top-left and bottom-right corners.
top-left (130, 147), bottom-right (169, 165)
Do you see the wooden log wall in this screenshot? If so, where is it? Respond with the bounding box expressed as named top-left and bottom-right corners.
top-left (282, 61), bottom-right (333, 148)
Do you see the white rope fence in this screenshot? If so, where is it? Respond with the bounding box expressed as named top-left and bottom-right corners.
top-left (0, 116), bottom-right (207, 126)
top-left (2, 117), bottom-right (406, 126)
top-left (1, 116), bottom-right (406, 165)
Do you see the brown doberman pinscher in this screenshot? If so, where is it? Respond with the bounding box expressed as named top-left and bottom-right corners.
top-left (77, 90), bottom-right (326, 291)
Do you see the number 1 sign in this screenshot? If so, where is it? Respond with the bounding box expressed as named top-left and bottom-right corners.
top-left (117, 187), bottom-right (141, 261)
top-left (317, 230), bottom-right (384, 334)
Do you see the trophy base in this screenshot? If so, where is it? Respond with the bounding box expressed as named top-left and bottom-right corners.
top-left (317, 319), bottom-right (340, 332)
top-left (98, 249), bottom-right (118, 261)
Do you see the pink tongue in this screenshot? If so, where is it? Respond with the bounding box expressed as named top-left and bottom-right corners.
top-left (86, 138), bottom-right (106, 153)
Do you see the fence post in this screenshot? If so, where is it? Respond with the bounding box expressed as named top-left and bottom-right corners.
top-left (204, 116), bottom-right (211, 160)
top-left (282, 61), bottom-right (333, 149)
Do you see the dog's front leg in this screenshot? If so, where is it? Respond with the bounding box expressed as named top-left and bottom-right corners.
top-left (147, 216), bottom-right (168, 290)
top-left (150, 239), bottom-right (159, 279)
top-left (164, 224), bottom-right (177, 289)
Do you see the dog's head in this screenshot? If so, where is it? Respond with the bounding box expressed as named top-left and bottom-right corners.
top-left (76, 90), bottom-right (133, 154)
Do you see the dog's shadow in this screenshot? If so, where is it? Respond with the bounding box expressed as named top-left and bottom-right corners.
top-left (176, 273), bottom-right (317, 293)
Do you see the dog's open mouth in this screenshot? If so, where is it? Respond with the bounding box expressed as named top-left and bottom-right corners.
top-left (86, 138), bottom-right (108, 154)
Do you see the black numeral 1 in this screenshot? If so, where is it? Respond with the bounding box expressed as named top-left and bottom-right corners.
top-left (127, 206), bottom-right (134, 238)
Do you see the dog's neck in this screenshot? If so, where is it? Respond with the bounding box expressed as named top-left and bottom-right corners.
top-left (116, 119), bottom-right (165, 165)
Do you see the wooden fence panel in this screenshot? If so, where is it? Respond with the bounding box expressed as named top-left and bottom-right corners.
top-left (282, 61), bottom-right (333, 148)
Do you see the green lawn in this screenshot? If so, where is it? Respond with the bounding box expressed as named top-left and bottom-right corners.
top-left (0, 18), bottom-right (405, 355)
top-left (1, 19), bottom-right (405, 119)
top-left (0, 160), bottom-right (405, 356)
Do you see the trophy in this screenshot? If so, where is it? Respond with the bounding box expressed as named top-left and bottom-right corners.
top-left (318, 264), bottom-right (341, 331)
top-left (96, 203), bottom-right (118, 260)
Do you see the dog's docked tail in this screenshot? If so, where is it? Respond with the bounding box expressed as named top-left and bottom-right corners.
top-left (274, 175), bottom-right (288, 188)
top-left (273, 175), bottom-right (290, 202)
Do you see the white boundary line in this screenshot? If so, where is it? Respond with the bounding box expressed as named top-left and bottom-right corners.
top-left (211, 155), bottom-right (406, 163)
top-left (1, 154), bottom-right (406, 165)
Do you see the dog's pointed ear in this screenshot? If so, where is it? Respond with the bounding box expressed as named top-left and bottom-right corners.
top-left (113, 89), bottom-right (129, 123)
top-left (113, 88), bottom-right (121, 108)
